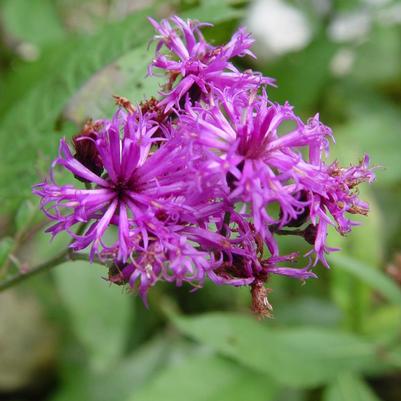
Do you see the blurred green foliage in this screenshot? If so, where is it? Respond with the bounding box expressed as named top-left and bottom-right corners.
top-left (0, 0), bottom-right (400, 400)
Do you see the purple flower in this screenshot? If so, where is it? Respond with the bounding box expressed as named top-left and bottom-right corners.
top-left (302, 155), bottom-right (375, 266)
top-left (182, 87), bottom-right (374, 270)
top-left (182, 91), bottom-right (330, 243)
top-left (110, 225), bottom-right (247, 302)
top-left (34, 110), bottom-right (213, 264)
top-left (149, 16), bottom-right (274, 110)
top-left (32, 15), bottom-right (375, 316)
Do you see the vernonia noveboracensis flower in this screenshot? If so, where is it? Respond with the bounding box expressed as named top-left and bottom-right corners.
top-left (33, 16), bottom-right (375, 316)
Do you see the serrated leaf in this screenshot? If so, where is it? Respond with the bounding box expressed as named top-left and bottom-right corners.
top-left (0, 9), bottom-right (154, 211)
top-left (323, 374), bottom-right (382, 401)
top-left (171, 313), bottom-right (381, 388)
top-left (53, 261), bottom-right (132, 371)
top-left (128, 354), bottom-right (278, 401)
top-left (63, 44), bottom-right (163, 125)
top-left (0, 5), bottom-right (246, 212)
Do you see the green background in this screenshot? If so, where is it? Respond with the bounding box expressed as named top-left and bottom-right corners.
top-left (0, 1), bottom-right (400, 400)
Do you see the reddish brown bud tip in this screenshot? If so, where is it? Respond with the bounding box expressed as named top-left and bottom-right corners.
top-left (113, 95), bottom-right (136, 114)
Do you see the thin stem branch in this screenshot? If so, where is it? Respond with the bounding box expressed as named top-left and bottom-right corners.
top-left (0, 250), bottom-right (69, 292)
top-left (0, 221), bottom-right (108, 292)
top-left (0, 250), bottom-right (107, 292)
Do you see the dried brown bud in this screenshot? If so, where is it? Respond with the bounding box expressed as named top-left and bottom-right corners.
top-left (113, 95), bottom-right (136, 114)
top-left (251, 279), bottom-right (273, 319)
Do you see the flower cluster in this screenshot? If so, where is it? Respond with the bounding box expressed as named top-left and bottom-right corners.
top-left (33, 16), bottom-right (374, 315)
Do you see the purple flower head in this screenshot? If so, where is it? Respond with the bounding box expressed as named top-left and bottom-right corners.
top-left (182, 86), bottom-right (375, 272)
top-left (302, 155), bottom-right (375, 267)
top-left (33, 109), bottom-right (214, 264)
top-left (149, 16), bottom-right (274, 111)
top-left (32, 15), bottom-right (376, 317)
top-left (183, 90), bottom-right (331, 242)
top-left (110, 223), bottom-right (255, 303)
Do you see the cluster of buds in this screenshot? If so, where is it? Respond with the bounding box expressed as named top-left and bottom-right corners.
top-left (33, 16), bottom-right (374, 315)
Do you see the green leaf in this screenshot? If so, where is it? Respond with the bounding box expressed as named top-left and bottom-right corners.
top-left (1, 0), bottom-right (65, 47)
top-left (183, 0), bottom-right (242, 23)
top-left (333, 108), bottom-right (401, 186)
top-left (14, 199), bottom-right (42, 235)
top-left (328, 254), bottom-right (401, 306)
top-left (53, 261), bottom-right (132, 371)
top-left (363, 305), bottom-right (401, 343)
top-left (128, 354), bottom-right (278, 401)
top-left (0, 4), bottom-right (246, 212)
top-left (275, 296), bottom-right (342, 327)
top-left (351, 25), bottom-right (401, 86)
top-left (324, 374), bottom-right (382, 401)
top-left (63, 44), bottom-right (163, 125)
top-left (51, 336), bottom-right (171, 401)
top-left (0, 8), bottom-right (154, 211)
top-left (171, 313), bottom-right (380, 388)
top-left (260, 34), bottom-right (337, 113)
top-left (327, 185), bottom-right (383, 331)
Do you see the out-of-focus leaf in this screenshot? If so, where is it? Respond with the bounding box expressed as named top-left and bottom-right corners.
top-left (333, 110), bottom-right (401, 186)
top-left (276, 296), bottom-right (342, 327)
top-left (51, 336), bottom-right (170, 401)
top-left (363, 305), bottom-right (401, 342)
top-left (0, 290), bottom-right (57, 391)
top-left (171, 313), bottom-right (382, 388)
top-left (19, 229), bottom-right (70, 267)
top-left (260, 35), bottom-right (337, 113)
top-left (53, 261), bottom-right (132, 371)
top-left (374, 187), bottom-right (401, 255)
top-left (273, 389), bottom-right (307, 401)
top-left (182, 0), bottom-right (242, 23)
top-left (128, 354), bottom-right (278, 401)
top-left (0, 237), bottom-right (14, 268)
top-left (351, 25), bottom-right (401, 86)
top-left (324, 374), bottom-right (382, 401)
top-left (329, 254), bottom-right (401, 306)
top-left (0, 8), bottom-right (154, 212)
top-left (14, 199), bottom-right (42, 235)
top-left (1, 0), bottom-right (65, 47)
top-left (327, 184), bottom-right (382, 331)
top-left (333, 0), bottom-right (361, 12)
top-left (63, 44), bottom-right (163, 125)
